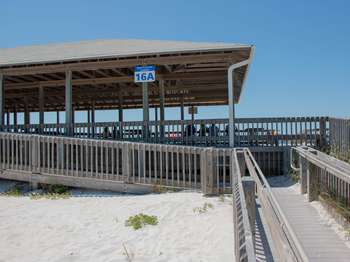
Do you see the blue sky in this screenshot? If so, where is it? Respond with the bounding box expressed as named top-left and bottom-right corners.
top-left (1, 0), bottom-right (349, 123)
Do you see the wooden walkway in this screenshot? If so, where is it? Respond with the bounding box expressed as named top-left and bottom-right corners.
top-left (270, 182), bottom-right (350, 262)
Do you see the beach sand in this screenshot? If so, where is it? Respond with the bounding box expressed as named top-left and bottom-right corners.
top-left (0, 181), bottom-right (234, 262)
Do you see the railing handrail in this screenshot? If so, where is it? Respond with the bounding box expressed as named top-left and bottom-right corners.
top-left (293, 146), bottom-right (350, 184)
top-left (232, 149), bottom-right (256, 261)
top-left (244, 148), bottom-right (309, 262)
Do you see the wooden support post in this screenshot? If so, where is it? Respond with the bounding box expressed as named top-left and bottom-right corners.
top-left (118, 91), bottom-right (123, 140)
top-left (299, 156), bottom-right (308, 194)
top-left (242, 176), bottom-right (256, 244)
top-left (319, 117), bottom-right (326, 150)
top-left (142, 82), bottom-right (149, 141)
top-left (6, 110), bottom-right (10, 126)
top-left (180, 96), bottom-right (184, 142)
top-left (24, 98), bottom-right (30, 132)
top-left (155, 107), bottom-right (158, 141)
top-left (91, 101), bottom-right (95, 138)
top-left (283, 147), bottom-right (290, 176)
top-left (122, 143), bottom-right (131, 182)
top-left (307, 162), bottom-right (319, 202)
top-left (39, 85), bottom-right (44, 133)
top-left (13, 107), bottom-right (17, 125)
top-left (159, 80), bottom-right (165, 141)
top-left (200, 148), bottom-right (215, 195)
top-left (65, 70), bottom-right (73, 136)
top-left (0, 74), bottom-right (4, 127)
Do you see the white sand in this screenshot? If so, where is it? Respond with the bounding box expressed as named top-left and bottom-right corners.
top-left (0, 184), bottom-right (234, 262)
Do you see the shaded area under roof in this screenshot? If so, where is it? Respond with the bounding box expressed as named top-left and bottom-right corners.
top-left (0, 39), bottom-right (254, 112)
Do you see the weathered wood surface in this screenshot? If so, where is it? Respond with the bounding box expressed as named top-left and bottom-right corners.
top-left (271, 185), bottom-right (350, 262)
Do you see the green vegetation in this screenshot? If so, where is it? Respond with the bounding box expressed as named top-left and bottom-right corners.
top-left (320, 191), bottom-right (350, 223)
top-left (125, 213), bottom-right (158, 230)
top-left (152, 183), bottom-right (180, 194)
top-left (288, 169), bottom-right (300, 183)
top-left (30, 184), bottom-right (71, 200)
top-left (3, 185), bottom-right (23, 197)
top-left (193, 202), bottom-right (214, 214)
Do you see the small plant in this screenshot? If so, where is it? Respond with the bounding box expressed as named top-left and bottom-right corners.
top-left (30, 184), bottom-right (71, 200)
top-left (125, 213), bottom-right (158, 230)
top-left (152, 183), bottom-right (179, 194)
top-left (219, 195), bottom-right (225, 202)
top-left (193, 202), bottom-right (214, 214)
top-left (288, 169), bottom-right (300, 183)
top-left (4, 186), bottom-right (23, 197)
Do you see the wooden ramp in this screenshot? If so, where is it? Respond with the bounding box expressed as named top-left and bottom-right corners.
top-left (271, 183), bottom-right (350, 262)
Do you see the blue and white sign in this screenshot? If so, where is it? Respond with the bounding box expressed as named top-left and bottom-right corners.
top-left (134, 65), bottom-right (156, 83)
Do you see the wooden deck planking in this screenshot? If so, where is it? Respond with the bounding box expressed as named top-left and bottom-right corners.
top-left (271, 186), bottom-right (350, 262)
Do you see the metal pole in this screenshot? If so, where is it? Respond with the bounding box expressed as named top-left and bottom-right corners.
top-left (56, 111), bottom-right (60, 124)
top-left (0, 74), bottom-right (4, 127)
top-left (65, 70), bottom-right (73, 136)
top-left (143, 82), bottom-right (149, 141)
top-left (228, 70), bottom-right (235, 147)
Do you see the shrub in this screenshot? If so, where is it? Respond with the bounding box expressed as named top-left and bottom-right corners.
top-left (4, 186), bottom-right (23, 197)
top-left (125, 214), bottom-right (158, 230)
top-left (193, 202), bottom-right (214, 214)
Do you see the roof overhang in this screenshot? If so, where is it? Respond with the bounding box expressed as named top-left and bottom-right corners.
top-left (0, 39), bottom-right (254, 112)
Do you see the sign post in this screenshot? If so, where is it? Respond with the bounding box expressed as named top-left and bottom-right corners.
top-left (135, 66), bottom-right (156, 141)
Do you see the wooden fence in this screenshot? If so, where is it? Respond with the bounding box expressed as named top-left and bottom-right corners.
top-left (0, 132), bottom-right (235, 193)
top-left (293, 146), bottom-right (350, 210)
top-left (1, 116), bottom-right (328, 148)
top-left (330, 118), bottom-right (350, 162)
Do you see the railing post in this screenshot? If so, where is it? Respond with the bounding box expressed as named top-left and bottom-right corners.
top-left (122, 142), bottom-right (131, 182)
top-left (299, 156), bottom-right (308, 194)
top-left (242, 176), bottom-right (256, 245)
top-left (200, 148), bottom-right (215, 195)
top-left (307, 161), bottom-right (319, 202)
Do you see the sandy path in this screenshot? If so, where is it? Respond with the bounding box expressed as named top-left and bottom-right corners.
top-left (0, 185), bottom-right (234, 262)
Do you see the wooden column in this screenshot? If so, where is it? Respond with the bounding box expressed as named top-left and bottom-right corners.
top-left (13, 106), bottom-right (17, 126)
top-left (0, 74), bottom-right (4, 127)
top-left (142, 82), bottom-right (149, 141)
top-left (159, 80), bottom-right (165, 140)
top-left (299, 156), bottom-right (308, 194)
top-left (56, 111), bottom-right (60, 125)
top-left (65, 70), bottom-right (73, 136)
top-left (307, 162), bottom-right (319, 202)
top-left (180, 96), bottom-right (184, 140)
top-left (39, 85), bottom-right (44, 133)
top-left (6, 110), bottom-right (10, 126)
top-left (24, 98), bottom-right (30, 132)
top-left (118, 91), bottom-right (123, 122)
top-left (91, 101), bottom-right (95, 138)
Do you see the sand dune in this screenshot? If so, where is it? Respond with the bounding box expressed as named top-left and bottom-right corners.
top-left (0, 183), bottom-right (234, 262)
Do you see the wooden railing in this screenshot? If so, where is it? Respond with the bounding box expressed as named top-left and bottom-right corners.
top-left (232, 149), bottom-right (256, 262)
top-left (0, 132), bottom-right (234, 193)
top-left (243, 148), bottom-right (309, 262)
top-left (293, 146), bottom-right (350, 209)
top-left (1, 116), bottom-right (329, 148)
top-left (330, 118), bottom-right (350, 162)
